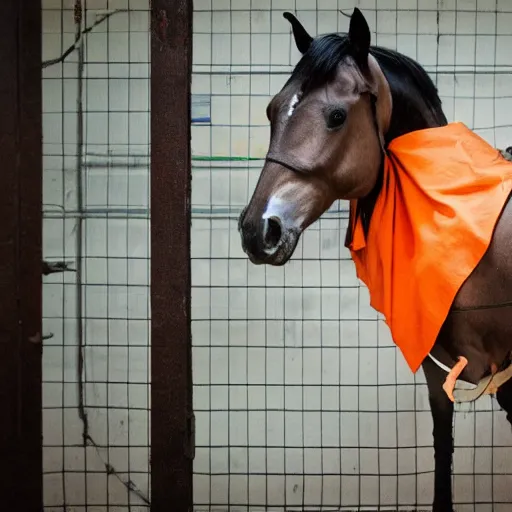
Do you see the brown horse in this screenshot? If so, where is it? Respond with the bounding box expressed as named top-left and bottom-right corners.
top-left (238, 8), bottom-right (512, 511)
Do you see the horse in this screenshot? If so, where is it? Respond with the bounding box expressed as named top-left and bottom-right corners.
top-left (238, 8), bottom-right (512, 511)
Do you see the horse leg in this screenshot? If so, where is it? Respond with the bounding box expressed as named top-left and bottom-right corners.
top-left (422, 356), bottom-right (454, 512)
top-left (496, 375), bottom-right (512, 426)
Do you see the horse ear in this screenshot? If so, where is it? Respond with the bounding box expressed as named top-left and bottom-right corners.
top-left (348, 7), bottom-right (371, 68)
top-left (283, 12), bottom-right (313, 54)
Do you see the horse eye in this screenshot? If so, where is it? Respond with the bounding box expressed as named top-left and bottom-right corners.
top-left (327, 108), bottom-right (346, 129)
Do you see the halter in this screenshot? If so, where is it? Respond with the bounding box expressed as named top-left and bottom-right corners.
top-left (368, 91), bottom-right (387, 155)
top-left (265, 91), bottom-right (386, 173)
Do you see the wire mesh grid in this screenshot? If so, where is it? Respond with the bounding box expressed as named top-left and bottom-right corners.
top-left (191, 0), bottom-right (512, 511)
top-left (42, 0), bottom-right (151, 509)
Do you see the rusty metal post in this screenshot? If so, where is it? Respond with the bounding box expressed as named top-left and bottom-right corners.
top-left (150, 0), bottom-right (193, 510)
top-left (0, 0), bottom-right (43, 509)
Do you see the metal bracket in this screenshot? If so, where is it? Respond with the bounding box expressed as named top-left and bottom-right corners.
top-left (42, 260), bottom-right (76, 275)
top-left (185, 411), bottom-right (195, 460)
top-left (500, 147), bottom-right (512, 162)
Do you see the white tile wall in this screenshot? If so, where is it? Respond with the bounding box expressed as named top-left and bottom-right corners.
top-left (40, 0), bottom-right (512, 510)
top-left (42, 1), bottom-right (150, 510)
top-left (191, 1), bottom-right (512, 511)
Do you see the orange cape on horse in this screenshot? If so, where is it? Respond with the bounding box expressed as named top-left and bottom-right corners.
top-left (347, 122), bottom-right (512, 373)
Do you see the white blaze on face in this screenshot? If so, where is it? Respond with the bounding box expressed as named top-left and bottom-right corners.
top-left (287, 93), bottom-right (299, 117)
top-left (262, 183), bottom-right (308, 231)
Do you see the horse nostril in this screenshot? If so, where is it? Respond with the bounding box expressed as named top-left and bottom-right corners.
top-left (264, 217), bottom-right (282, 250)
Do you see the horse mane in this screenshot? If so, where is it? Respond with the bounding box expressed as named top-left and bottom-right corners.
top-left (288, 33), bottom-right (448, 239)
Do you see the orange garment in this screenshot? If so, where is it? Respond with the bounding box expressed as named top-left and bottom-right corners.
top-left (347, 122), bottom-right (512, 373)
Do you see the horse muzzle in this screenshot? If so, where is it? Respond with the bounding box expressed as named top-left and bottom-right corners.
top-left (238, 207), bottom-right (300, 266)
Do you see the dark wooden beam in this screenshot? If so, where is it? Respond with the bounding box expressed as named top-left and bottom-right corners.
top-left (0, 0), bottom-right (43, 509)
top-left (150, 1), bottom-right (193, 510)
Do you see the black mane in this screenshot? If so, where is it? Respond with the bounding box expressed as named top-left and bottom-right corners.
top-left (288, 34), bottom-right (448, 238)
top-left (288, 34), bottom-right (352, 94)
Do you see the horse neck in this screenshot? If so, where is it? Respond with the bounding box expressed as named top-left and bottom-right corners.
top-left (384, 77), bottom-right (448, 143)
top-left (353, 70), bottom-right (447, 238)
